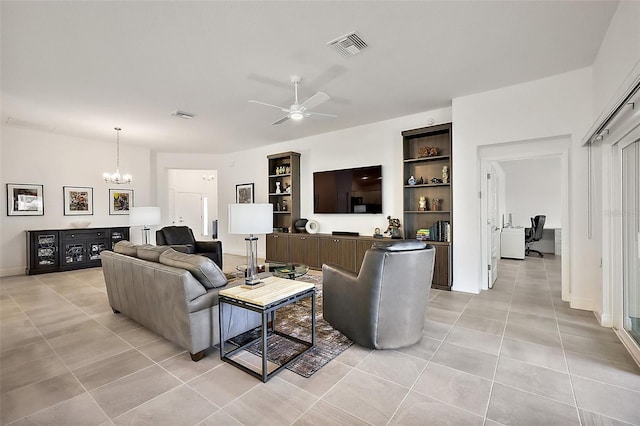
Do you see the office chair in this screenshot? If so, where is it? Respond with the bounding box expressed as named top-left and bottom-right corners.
top-left (525, 215), bottom-right (546, 257)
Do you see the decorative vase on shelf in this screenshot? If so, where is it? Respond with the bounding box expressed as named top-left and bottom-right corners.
top-left (408, 176), bottom-right (416, 185)
top-left (275, 182), bottom-right (281, 194)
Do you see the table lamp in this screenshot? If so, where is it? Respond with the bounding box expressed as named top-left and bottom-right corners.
top-left (228, 203), bottom-right (273, 286)
top-left (129, 207), bottom-right (161, 244)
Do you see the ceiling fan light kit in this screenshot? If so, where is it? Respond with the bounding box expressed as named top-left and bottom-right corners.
top-left (249, 75), bottom-right (337, 125)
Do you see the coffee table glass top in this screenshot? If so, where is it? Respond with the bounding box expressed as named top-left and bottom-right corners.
top-left (236, 262), bottom-right (309, 279)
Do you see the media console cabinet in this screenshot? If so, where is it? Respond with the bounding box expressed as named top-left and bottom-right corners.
top-left (266, 232), bottom-right (450, 289)
top-left (26, 227), bottom-right (130, 275)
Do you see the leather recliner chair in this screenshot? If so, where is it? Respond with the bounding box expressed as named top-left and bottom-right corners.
top-left (156, 226), bottom-right (223, 269)
top-left (322, 240), bottom-right (436, 349)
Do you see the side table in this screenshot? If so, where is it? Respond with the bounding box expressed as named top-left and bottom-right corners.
top-left (219, 276), bottom-right (315, 382)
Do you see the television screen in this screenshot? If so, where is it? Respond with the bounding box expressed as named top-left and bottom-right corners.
top-left (313, 165), bottom-right (382, 214)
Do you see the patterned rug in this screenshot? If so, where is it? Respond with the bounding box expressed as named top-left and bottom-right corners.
top-left (229, 273), bottom-right (353, 378)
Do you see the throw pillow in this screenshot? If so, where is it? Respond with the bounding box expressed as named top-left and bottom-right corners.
top-left (136, 245), bottom-right (171, 262)
top-left (113, 240), bottom-right (138, 257)
top-left (159, 248), bottom-right (227, 289)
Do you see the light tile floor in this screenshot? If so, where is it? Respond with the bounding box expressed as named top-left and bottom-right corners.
top-left (1, 254), bottom-right (639, 425)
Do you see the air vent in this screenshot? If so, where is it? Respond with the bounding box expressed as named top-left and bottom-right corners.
top-left (171, 110), bottom-right (195, 119)
top-left (327, 31), bottom-right (368, 57)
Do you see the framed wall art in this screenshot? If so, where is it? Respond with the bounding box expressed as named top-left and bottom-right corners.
top-left (236, 183), bottom-right (254, 204)
top-left (6, 183), bottom-right (44, 216)
top-left (109, 189), bottom-right (133, 215)
top-left (63, 186), bottom-right (93, 216)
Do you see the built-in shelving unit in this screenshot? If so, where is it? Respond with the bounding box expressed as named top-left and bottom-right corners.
top-left (402, 122), bottom-right (453, 290)
top-left (266, 152), bottom-right (300, 262)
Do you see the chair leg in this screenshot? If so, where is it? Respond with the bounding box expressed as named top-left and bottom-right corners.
top-left (526, 249), bottom-right (544, 258)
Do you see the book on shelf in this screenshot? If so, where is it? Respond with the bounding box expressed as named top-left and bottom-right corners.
top-left (415, 221), bottom-right (451, 242)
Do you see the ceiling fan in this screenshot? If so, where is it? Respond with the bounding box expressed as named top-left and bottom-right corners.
top-left (249, 76), bottom-right (337, 125)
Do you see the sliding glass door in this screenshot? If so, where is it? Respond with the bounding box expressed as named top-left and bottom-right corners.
top-left (622, 139), bottom-right (640, 346)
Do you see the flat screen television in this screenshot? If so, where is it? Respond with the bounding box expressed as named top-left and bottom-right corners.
top-left (313, 165), bottom-right (382, 214)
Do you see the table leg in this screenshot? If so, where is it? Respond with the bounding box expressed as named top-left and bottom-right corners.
top-left (219, 300), bottom-right (225, 359)
top-left (262, 310), bottom-right (268, 382)
top-left (311, 292), bottom-right (316, 347)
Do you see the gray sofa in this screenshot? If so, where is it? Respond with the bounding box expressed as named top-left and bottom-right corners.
top-left (101, 242), bottom-right (260, 361)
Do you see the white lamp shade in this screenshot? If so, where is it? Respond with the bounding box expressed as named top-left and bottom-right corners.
top-left (228, 203), bottom-right (273, 235)
top-left (129, 207), bottom-right (161, 226)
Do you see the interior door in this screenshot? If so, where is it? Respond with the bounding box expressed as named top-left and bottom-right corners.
top-left (622, 139), bottom-right (640, 346)
top-left (487, 168), bottom-right (500, 288)
top-left (175, 192), bottom-right (205, 239)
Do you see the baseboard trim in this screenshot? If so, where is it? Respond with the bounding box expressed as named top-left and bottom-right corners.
top-left (594, 310), bottom-right (613, 327)
top-left (569, 296), bottom-right (593, 312)
top-left (0, 267), bottom-right (27, 277)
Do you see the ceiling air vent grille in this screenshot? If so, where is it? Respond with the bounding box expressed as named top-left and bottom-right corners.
top-left (327, 31), bottom-right (368, 57)
top-left (171, 110), bottom-right (195, 119)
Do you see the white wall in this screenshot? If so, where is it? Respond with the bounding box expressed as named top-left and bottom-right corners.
top-left (0, 125), bottom-right (151, 276)
top-left (452, 68), bottom-right (595, 307)
top-left (500, 156), bottom-right (562, 229)
top-left (155, 108), bottom-right (453, 259)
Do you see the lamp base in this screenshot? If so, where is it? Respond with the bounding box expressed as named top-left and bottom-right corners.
top-left (241, 282), bottom-right (265, 289)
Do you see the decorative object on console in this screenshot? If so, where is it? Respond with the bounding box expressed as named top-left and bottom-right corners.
top-left (373, 227), bottom-right (383, 238)
top-left (70, 221), bottom-right (91, 228)
top-left (384, 216), bottom-right (402, 239)
top-left (109, 189), bottom-right (133, 215)
top-left (294, 218), bottom-right (308, 233)
top-left (229, 203), bottom-right (273, 287)
top-left (236, 183), bottom-right (254, 204)
top-left (6, 183), bottom-right (44, 216)
top-left (305, 220), bottom-right (319, 234)
top-left (418, 146), bottom-right (439, 157)
top-left (407, 176), bottom-right (416, 185)
top-left (442, 165), bottom-right (449, 184)
top-left (129, 206), bottom-right (161, 244)
top-left (419, 196), bottom-right (428, 211)
top-left (63, 186), bottom-right (93, 216)
top-left (103, 127), bottom-right (132, 184)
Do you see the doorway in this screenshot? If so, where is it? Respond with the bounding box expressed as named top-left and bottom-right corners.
top-left (479, 136), bottom-right (570, 299)
top-left (167, 169), bottom-right (218, 240)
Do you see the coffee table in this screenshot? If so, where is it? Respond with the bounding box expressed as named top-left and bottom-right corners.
top-left (219, 275), bottom-right (315, 382)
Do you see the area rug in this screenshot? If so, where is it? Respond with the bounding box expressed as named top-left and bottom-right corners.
top-left (229, 273), bottom-right (353, 378)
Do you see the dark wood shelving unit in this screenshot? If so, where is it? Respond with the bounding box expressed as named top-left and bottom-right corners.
top-left (402, 122), bottom-right (453, 290)
top-left (266, 152), bottom-right (300, 262)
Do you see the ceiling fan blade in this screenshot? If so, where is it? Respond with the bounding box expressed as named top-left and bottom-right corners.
top-left (299, 91), bottom-right (329, 111)
top-left (248, 100), bottom-right (289, 112)
top-left (272, 116), bottom-right (291, 125)
top-left (306, 111), bottom-right (338, 118)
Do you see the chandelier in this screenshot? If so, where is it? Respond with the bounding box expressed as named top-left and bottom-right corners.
top-left (103, 127), bottom-right (132, 184)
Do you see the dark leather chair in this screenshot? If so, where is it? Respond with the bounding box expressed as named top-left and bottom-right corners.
top-left (525, 215), bottom-right (546, 257)
top-left (156, 226), bottom-right (223, 269)
top-left (322, 240), bottom-right (436, 349)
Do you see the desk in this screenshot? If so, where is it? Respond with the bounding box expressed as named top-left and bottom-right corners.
top-left (501, 227), bottom-right (525, 259)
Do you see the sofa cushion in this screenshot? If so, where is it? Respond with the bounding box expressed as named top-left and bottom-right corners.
top-left (159, 248), bottom-right (227, 289)
top-left (137, 245), bottom-right (171, 262)
top-left (114, 240), bottom-right (138, 257)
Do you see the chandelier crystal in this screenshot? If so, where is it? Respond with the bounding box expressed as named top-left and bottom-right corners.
top-left (103, 127), bottom-right (132, 184)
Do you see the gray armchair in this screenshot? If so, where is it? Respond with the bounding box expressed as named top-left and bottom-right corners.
top-left (322, 240), bottom-right (436, 349)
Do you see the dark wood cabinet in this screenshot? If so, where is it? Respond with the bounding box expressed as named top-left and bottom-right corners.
top-left (26, 227), bottom-right (129, 275)
top-left (289, 234), bottom-right (319, 268)
top-left (319, 237), bottom-right (357, 272)
top-left (402, 123), bottom-right (453, 290)
top-left (265, 233), bottom-right (289, 263)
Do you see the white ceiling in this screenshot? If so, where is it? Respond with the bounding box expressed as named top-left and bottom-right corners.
top-left (1, 1), bottom-right (618, 154)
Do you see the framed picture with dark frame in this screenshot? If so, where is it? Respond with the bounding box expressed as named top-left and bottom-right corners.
top-left (63, 186), bottom-right (93, 216)
top-left (109, 188), bottom-right (133, 215)
top-left (6, 183), bottom-right (44, 216)
top-left (236, 183), bottom-right (254, 204)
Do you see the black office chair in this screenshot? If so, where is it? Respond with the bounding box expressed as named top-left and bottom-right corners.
top-left (525, 215), bottom-right (546, 257)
